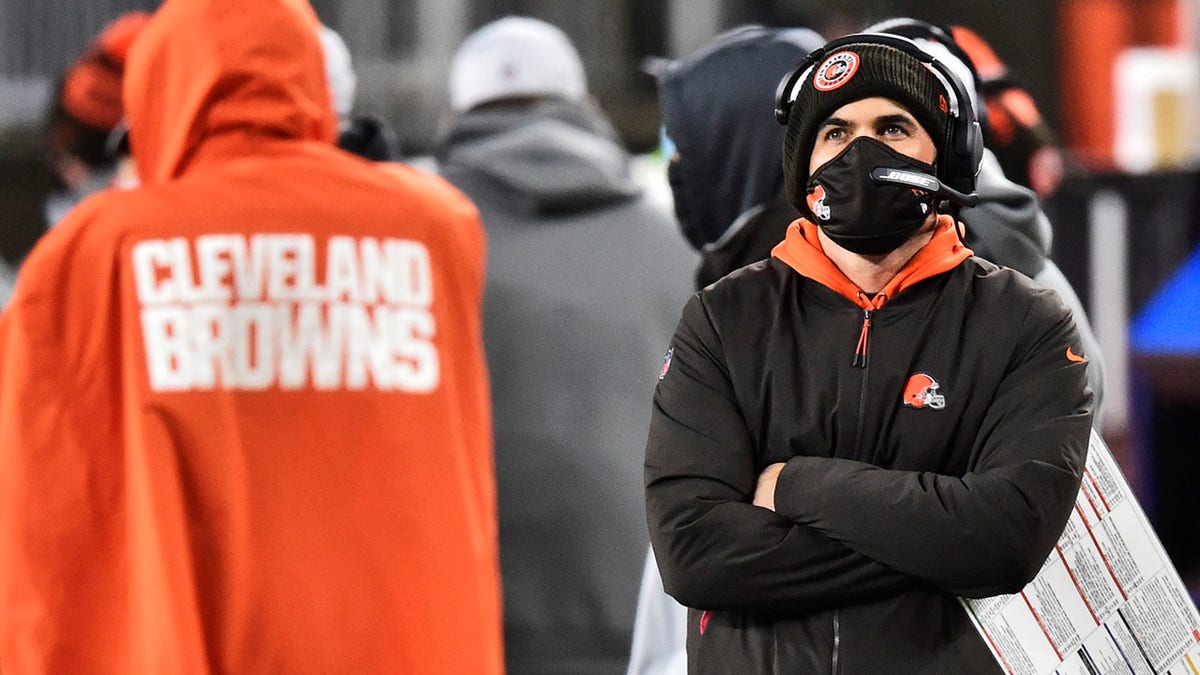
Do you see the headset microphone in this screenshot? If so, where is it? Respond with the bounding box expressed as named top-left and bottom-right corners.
top-left (869, 166), bottom-right (980, 208)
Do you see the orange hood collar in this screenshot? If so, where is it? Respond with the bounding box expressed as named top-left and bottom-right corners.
top-left (771, 215), bottom-right (973, 309)
top-left (123, 0), bottom-right (337, 185)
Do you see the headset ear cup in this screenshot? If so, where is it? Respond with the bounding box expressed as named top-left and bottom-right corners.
top-left (775, 73), bottom-right (794, 125)
top-left (969, 120), bottom-right (983, 178)
top-left (782, 110), bottom-right (809, 210)
top-left (774, 68), bottom-right (795, 125)
top-left (940, 113), bottom-right (979, 194)
top-left (959, 120), bottom-right (983, 190)
top-left (772, 62), bottom-right (801, 124)
top-left (943, 80), bottom-right (982, 193)
top-left (775, 56), bottom-right (820, 126)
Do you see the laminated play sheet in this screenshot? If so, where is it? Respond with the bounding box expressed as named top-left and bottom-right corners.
top-left (963, 430), bottom-right (1200, 675)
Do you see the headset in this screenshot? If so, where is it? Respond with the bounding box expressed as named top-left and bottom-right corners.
top-left (774, 32), bottom-right (983, 204)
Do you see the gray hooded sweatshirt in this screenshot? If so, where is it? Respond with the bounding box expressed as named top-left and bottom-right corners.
top-left (436, 99), bottom-right (696, 675)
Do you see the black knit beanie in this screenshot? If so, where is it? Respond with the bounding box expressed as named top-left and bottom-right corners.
top-left (782, 41), bottom-right (951, 213)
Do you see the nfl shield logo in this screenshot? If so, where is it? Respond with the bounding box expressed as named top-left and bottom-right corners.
top-left (659, 348), bottom-right (674, 380)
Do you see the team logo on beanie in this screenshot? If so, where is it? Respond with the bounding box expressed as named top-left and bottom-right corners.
top-left (807, 184), bottom-right (831, 220)
top-left (813, 51), bottom-right (860, 92)
top-left (902, 373), bottom-right (946, 410)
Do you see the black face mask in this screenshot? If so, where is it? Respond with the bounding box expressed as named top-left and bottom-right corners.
top-left (804, 137), bottom-right (939, 255)
top-left (666, 155), bottom-right (704, 251)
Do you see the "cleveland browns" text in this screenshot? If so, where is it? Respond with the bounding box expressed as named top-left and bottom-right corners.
top-left (132, 234), bottom-right (439, 393)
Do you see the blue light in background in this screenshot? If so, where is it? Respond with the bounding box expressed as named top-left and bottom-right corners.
top-left (1130, 246), bottom-right (1200, 354)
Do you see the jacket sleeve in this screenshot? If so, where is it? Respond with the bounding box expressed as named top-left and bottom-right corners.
top-left (1033, 261), bottom-right (1106, 420)
top-left (645, 294), bottom-right (914, 615)
top-left (773, 288), bottom-right (1093, 598)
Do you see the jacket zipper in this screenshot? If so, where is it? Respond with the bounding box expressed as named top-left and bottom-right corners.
top-left (852, 308), bottom-right (871, 368)
top-left (842, 298), bottom-right (877, 673)
top-left (852, 291), bottom-right (886, 368)
top-left (831, 609), bottom-right (841, 674)
top-left (851, 298), bottom-right (876, 452)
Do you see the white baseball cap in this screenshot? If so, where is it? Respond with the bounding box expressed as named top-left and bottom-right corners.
top-left (319, 25), bottom-right (357, 119)
top-left (449, 16), bottom-right (588, 113)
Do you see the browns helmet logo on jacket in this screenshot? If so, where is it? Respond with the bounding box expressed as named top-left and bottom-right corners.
top-left (902, 373), bottom-right (945, 410)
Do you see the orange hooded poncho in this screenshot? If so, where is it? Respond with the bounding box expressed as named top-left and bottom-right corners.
top-left (0, 0), bottom-right (503, 672)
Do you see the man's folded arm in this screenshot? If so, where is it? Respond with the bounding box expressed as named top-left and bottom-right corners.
top-left (772, 305), bottom-right (1094, 598)
top-left (646, 295), bottom-right (916, 615)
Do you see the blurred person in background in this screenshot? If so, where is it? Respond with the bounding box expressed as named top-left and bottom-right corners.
top-left (868, 17), bottom-right (1105, 415)
top-left (42, 11), bottom-right (150, 227)
top-left (654, 26), bottom-right (825, 290)
top-left (0, 0), bottom-right (502, 672)
top-left (948, 24), bottom-right (1068, 200)
top-left (626, 24), bottom-right (824, 675)
top-left (0, 12), bottom-right (150, 309)
top-left (318, 24), bottom-right (400, 162)
top-left (0, 241), bottom-right (17, 310)
top-left (434, 16), bottom-right (695, 675)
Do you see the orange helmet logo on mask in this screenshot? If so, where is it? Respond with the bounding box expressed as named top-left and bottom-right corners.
top-left (807, 183), bottom-right (831, 221)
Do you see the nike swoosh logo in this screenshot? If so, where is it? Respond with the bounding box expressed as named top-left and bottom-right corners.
top-left (1066, 347), bottom-right (1087, 363)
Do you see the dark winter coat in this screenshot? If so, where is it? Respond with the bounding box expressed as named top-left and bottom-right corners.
top-left (646, 219), bottom-right (1093, 674)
